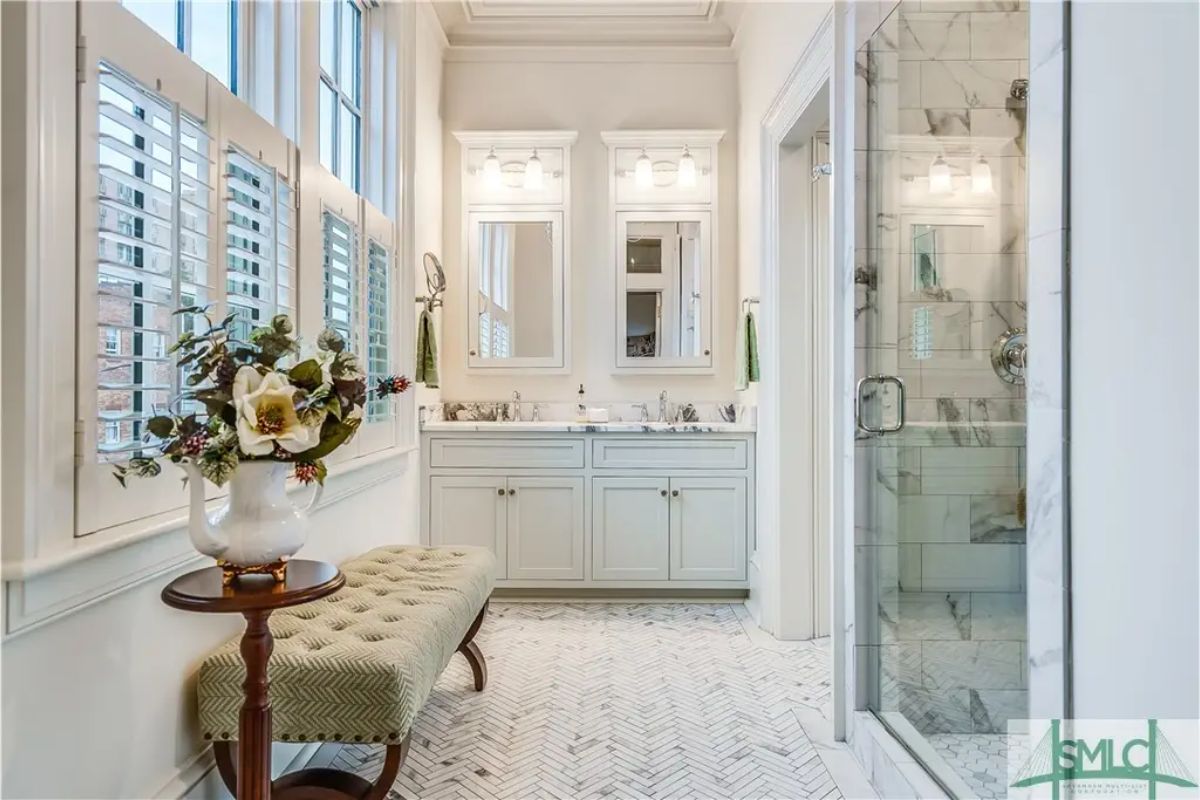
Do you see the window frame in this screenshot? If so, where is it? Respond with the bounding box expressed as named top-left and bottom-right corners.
top-left (121, 0), bottom-right (245, 95)
top-left (318, 0), bottom-right (365, 192)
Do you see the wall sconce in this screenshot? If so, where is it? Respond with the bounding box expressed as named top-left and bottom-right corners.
top-left (678, 145), bottom-right (697, 188)
top-left (928, 155), bottom-right (952, 195)
top-left (482, 147), bottom-right (502, 191)
top-left (634, 149), bottom-right (654, 190)
top-left (524, 149), bottom-right (544, 191)
top-left (971, 155), bottom-right (993, 195)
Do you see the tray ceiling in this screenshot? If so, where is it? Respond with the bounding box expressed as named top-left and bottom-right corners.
top-left (431, 0), bottom-right (741, 47)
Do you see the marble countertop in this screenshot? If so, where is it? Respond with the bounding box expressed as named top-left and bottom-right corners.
top-left (420, 420), bottom-right (756, 434)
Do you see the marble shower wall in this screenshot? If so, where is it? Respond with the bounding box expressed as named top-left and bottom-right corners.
top-left (854, 1), bottom-right (1030, 736)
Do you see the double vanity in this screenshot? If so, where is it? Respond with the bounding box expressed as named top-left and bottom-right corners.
top-left (422, 128), bottom-right (752, 592)
top-left (420, 418), bottom-right (755, 591)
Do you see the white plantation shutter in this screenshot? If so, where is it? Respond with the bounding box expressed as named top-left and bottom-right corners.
top-left (365, 239), bottom-right (391, 421)
top-left (224, 147), bottom-right (296, 341)
top-left (323, 210), bottom-right (357, 347)
top-left (94, 63), bottom-right (213, 462)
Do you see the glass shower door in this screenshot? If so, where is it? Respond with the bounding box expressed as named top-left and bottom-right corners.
top-left (855, 5), bottom-right (1030, 797)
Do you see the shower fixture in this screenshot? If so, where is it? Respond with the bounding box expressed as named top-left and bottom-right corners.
top-left (991, 327), bottom-right (1027, 384)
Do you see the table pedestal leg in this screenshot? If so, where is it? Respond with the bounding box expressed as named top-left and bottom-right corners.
top-left (239, 609), bottom-right (274, 800)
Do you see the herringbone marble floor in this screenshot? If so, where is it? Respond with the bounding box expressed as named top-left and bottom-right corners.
top-left (315, 603), bottom-right (856, 800)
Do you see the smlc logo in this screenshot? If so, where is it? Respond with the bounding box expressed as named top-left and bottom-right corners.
top-left (1010, 719), bottom-right (1199, 799)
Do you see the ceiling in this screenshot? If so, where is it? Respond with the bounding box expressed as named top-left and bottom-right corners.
top-left (430, 0), bottom-right (743, 48)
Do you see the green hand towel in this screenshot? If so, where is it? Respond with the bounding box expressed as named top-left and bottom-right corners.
top-left (736, 310), bottom-right (761, 390)
top-left (416, 308), bottom-right (439, 388)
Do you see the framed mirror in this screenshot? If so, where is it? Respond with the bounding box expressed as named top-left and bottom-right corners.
top-left (467, 210), bottom-right (565, 370)
top-left (616, 211), bottom-right (712, 370)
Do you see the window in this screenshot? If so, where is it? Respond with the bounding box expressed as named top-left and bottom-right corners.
top-left (225, 147), bottom-right (295, 341)
top-left (122, 0), bottom-right (239, 93)
top-left (365, 240), bottom-right (390, 421)
top-left (94, 63), bottom-right (212, 461)
top-left (319, 0), bottom-right (362, 191)
top-left (322, 210), bottom-right (357, 347)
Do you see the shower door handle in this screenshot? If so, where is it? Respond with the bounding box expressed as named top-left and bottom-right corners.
top-left (855, 375), bottom-right (906, 434)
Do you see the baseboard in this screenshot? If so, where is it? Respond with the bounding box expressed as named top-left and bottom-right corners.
top-left (170, 742), bottom-right (318, 799)
top-left (491, 587), bottom-right (748, 601)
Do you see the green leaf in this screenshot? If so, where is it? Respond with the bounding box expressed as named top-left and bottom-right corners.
top-left (293, 419), bottom-right (356, 461)
top-left (147, 416), bottom-right (175, 438)
top-left (288, 359), bottom-right (323, 390)
top-left (317, 328), bottom-right (345, 353)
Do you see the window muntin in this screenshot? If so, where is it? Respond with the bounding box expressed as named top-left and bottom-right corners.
top-left (121, 0), bottom-right (239, 93)
top-left (224, 147), bottom-right (295, 341)
top-left (94, 63), bottom-right (212, 462)
top-left (318, 0), bottom-right (363, 191)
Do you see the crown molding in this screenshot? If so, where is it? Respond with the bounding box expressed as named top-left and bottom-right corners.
top-left (463, 0), bottom-right (717, 20)
top-left (600, 129), bottom-right (726, 147)
top-left (452, 130), bottom-right (580, 147)
top-left (442, 44), bottom-right (736, 63)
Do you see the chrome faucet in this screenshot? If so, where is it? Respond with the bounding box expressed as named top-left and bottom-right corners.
top-left (634, 402), bottom-right (650, 423)
top-left (657, 390), bottom-right (669, 423)
top-left (510, 390), bottom-right (521, 422)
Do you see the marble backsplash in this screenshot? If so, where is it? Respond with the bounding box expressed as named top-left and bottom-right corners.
top-left (421, 401), bottom-right (755, 425)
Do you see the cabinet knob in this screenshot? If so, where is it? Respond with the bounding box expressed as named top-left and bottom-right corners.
top-left (470, 349), bottom-right (478, 356)
top-left (508, 488), bottom-right (516, 496)
top-left (660, 489), bottom-right (668, 497)
top-left (497, 488), bottom-right (506, 496)
top-left (672, 489), bottom-right (680, 497)
top-left (704, 349), bottom-right (711, 356)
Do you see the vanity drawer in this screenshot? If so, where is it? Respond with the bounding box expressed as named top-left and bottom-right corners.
top-left (429, 437), bottom-right (585, 469)
top-left (592, 438), bottom-right (748, 470)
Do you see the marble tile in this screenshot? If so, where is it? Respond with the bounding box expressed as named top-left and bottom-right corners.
top-left (969, 11), bottom-right (1028, 60)
top-left (922, 543), bottom-right (1023, 591)
top-left (970, 592), bottom-right (1027, 641)
top-left (900, 301), bottom-right (972, 355)
top-left (920, 352), bottom-right (1025, 400)
top-left (900, 496), bottom-right (972, 543)
top-left (900, 253), bottom-right (1025, 303)
top-left (970, 689), bottom-right (1028, 734)
top-left (970, 494), bottom-right (1026, 542)
top-left (895, 591), bottom-right (971, 641)
top-left (900, 686), bottom-right (975, 734)
top-left (899, 60), bottom-right (922, 108)
top-left (899, 107), bottom-right (971, 139)
top-left (970, 108), bottom-right (1026, 156)
top-left (898, 12), bottom-right (972, 61)
top-left (970, 300), bottom-right (1027, 350)
top-left (900, 544), bottom-right (924, 590)
top-left (920, 59), bottom-right (1023, 108)
top-left (922, 0), bottom-right (1022, 11)
top-left (922, 640), bottom-right (1024, 690)
top-left (922, 447), bottom-right (1020, 495)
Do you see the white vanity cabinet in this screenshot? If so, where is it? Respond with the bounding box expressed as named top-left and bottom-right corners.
top-left (421, 430), bottom-right (755, 590)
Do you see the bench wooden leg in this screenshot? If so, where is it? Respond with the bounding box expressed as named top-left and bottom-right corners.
top-left (213, 735), bottom-right (410, 800)
top-left (457, 601), bottom-right (489, 691)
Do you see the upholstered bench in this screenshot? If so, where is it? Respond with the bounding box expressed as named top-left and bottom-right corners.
top-left (197, 545), bottom-right (495, 799)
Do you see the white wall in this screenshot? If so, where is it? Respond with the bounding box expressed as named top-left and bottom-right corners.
top-left (414, 2), bottom-right (446, 406)
top-left (734, 1), bottom-right (833, 413)
top-left (0, 468), bottom-right (421, 799)
top-left (1069, 1), bottom-right (1199, 720)
top-left (440, 54), bottom-right (738, 403)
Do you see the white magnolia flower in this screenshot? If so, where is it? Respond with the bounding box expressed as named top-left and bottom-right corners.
top-left (231, 366), bottom-right (321, 456)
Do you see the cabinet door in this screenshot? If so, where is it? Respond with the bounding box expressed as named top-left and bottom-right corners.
top-left (429, 476), bottom-right (508, 579)
top-left (669, 477), bottom-right (747, 581)
top-left (507, 477), bottom-right (585, 580)
top-left (592, 477), bottom-right (670, 580)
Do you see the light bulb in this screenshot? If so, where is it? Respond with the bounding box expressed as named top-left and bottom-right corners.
top-left (524, 149), bottom-right (544, 191)
top-left (482, 147), bottom-right (502, 191)
top-left (928, 155), bottom-right (952, 195)
top-left (678, 146), bottom-right (697, 188)
top-left (971, 155), bottom-right (993, 195)
top-left (634, 149), bottom-right (653, 190)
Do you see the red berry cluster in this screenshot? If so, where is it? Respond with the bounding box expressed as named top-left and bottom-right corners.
top-left (182, 432), bottom-right (209, 456)
top-left (272, 443), bottom-right (295, 460)
top-left (375, 374), bottom-right (412, 397)
top-left (294, 462), bottom-right (319, 484)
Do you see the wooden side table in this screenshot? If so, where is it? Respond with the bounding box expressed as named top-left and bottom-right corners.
top-left (163, 560), bottom-right (344, 800)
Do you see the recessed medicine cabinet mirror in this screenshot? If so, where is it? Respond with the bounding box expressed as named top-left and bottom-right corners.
top-left (602, 130), bottom-right (723, 374)
top-left (454, 130), bottom-right (576, 372)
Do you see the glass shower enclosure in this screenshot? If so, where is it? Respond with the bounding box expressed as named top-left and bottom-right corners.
top-left (854, 5), bottom-right (1030, 797)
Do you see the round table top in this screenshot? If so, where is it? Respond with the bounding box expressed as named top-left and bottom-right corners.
top-left (161, 560), bottom-right (344, 614)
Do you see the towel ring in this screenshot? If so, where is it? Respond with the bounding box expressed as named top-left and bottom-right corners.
top-left (741, 297), bottom-right (760, 315)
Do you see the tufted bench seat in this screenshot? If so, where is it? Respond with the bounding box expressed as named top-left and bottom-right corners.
top-left (197, 545), bottom-right (495, 799)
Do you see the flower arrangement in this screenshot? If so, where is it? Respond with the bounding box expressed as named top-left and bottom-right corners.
top-left (114, 308), bottom-right (410, 488)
